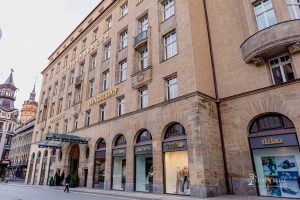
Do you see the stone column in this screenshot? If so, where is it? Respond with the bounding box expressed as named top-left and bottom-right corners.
top-left (125, 144), bottom-right (134, 192)
top-left (152, 139), bottom-right (164, 194)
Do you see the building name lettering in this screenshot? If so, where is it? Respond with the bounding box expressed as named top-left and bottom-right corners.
top-left (167, 142), bottom-right (184, 150)
top-left (261, 138), bottom-right (283, 145)
top-left (88, 88), bottom-right (118, 106)
top-left (50, 113), bottom-right (66, 124)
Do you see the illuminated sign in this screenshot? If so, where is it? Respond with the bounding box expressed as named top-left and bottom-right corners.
top-left (88, 88), bottom-right (118, 106)
top-left (262, 138), bottom-right (283, 145)
top-left (163, 140), bottom-right (188, 152)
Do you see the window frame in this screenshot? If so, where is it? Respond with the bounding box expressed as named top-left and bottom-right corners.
top-left (117, 96), bottom-right (125, 116)
top-left (286, 0), bottom-right (300, 19)
top-left (166, 76), bottom-right (179, 100)
top-left (253, 0), bottom-right (277, 30)
top-left (119, 60), bottom-right (127, 83)
top-left (102, 70), bottom-right (110, 91)
top-left (163, 31), bottom-right (178, 60)
top-left (162, 0), bottom-right (175, 21)
top-left (140, 88), bottom-right (149, 109)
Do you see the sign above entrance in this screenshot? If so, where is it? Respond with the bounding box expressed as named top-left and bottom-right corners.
top-left (112, 148), bottom-right (126, 157)
top-left (135, 145), bottom-right (152, 155)
top-left (88, 88), bottom-right (118, 107)
top-left (249, 133), bottom-right (298, 149)
top-left (45, 133), bottom-right (89, 144)
top-left (163, 140), bottom-right (188, 152)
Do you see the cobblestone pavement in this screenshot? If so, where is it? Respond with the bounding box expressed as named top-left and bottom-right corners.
top-left (0, 182), bottom-right (292, 200)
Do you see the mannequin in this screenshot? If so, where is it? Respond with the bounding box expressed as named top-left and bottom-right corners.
top-left (181, 166), bottom-right (189, 193)
top-left (176, 166), bottom-right (182, 193)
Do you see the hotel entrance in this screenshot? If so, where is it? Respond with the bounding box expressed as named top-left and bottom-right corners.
top-left (68, 144), bottom-right (80, 176)
top-left (249, 113), bottom-right (300, 199)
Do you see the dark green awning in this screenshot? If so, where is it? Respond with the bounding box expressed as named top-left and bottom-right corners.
top-left (38, 133), bottom-right (89, 149)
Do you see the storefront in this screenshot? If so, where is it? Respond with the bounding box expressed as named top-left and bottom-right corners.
top-left (27, 153), bottom-right (35, 184)
top-left (112, 134), bottom-right (127, 191)
top-left (94, 138), bottom-right (106, 189)
top-left (134, 130), bottom-right (153, 192)
top-left (33, 151), bottom-right (41, 184)
top-left (39, 150), bottom-right (48, 185)
top-left (249, 114), bottom-right (300, 199)
top-left (47, 149), bottom-right (56, 184)
top-left (163, 123), bottom-right (190, 195)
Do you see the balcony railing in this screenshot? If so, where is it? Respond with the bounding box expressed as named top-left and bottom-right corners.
top-left (134, 30), bottom-right (148, 47)
top-left (75, 74), bottom-right (83, 86)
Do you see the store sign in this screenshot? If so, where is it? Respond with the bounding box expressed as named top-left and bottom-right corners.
top-left (135, 145), bottom-right (152, 155)
top-left (50, 113), bottom-right (66, 124)
top-left (249, 133), bottom-right (298, 149)
top-left (112, 148), bottom-right (126, 157)
top-left (163, 140), bottom-right (188, 152)
top-left (88, 88), bottom-right (118, 106)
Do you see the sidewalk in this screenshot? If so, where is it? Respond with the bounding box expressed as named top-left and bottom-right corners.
top-left (50, 186), bottom-right (290, 200)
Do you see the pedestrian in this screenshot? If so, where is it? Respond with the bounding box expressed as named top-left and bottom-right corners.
top-left (64, 174), bottom-right (71, 193)
top-left (60, 170), bottom-right (65, 186)
top-left (54, 171), bottom-right (60, 186)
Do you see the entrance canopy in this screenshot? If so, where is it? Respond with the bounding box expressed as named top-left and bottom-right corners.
top-left (38, 133), bottom-right (89, 149)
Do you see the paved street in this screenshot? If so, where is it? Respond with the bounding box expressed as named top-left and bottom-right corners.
top-left (0, 183), bottom-right (293, 200)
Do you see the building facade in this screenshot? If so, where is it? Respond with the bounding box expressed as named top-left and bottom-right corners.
top-left (26, 0), bottom-right (300, 199)
top-left (0, 70), bottom-right (19, 178)
top-left (20, 85), bottom-right (38, 123)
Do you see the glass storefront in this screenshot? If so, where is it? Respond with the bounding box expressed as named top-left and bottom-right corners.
top-left (135, 154), bottom-right (153, 192)
top-left (253, 147), bottom-right (300, 198)
top-left (112, 156), bottom-right (126, 190)
top-left (94, 151), bottom-right (106, 189)
top-left (164, 151), bottom-right (189, 195)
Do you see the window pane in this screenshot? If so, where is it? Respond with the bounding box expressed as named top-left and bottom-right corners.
top-left (283, 63), bottom-right (295, 81)
top-left (256, 15), bottom-right (267, 30)
top-left (266, 10), bottom-right (277, 26)
top-left (272, 67), bottom-right (284, 84)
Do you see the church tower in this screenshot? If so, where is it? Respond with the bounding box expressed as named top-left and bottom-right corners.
top-left (20, 83), bottom-right (38, 123)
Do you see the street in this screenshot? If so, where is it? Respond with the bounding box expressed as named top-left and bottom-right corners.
top-left (0, 184), bottom-right (151, 200)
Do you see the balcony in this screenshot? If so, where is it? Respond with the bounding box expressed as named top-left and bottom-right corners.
top-left (131, 66), bottom-right (152, 89)
top-left (241, 20), bottom-right (300, 65)
top-left (134, 30), bottom-right (149, 49)
top-left (75, 74), bottom-right (83, 86)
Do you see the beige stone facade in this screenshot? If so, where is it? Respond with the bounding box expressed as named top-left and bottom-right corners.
top-left (26, 0), bottom-right (300, 198)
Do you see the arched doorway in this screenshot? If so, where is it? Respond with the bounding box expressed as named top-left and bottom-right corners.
top-left (33, 151), bottom-right (41, 185)
top-left (94, 138), bottom-right (106, 189)
top-left (68, 144), bottom-right (80, 176)
top-left (134, 129), bottom-right (153, 192)
top-left (39, 150), bottom-right (48, 185)
top-left (112, 134), bottom-right (126, 191)
top-left (163, 123), bottom-right (189, 195)
top-left (249, 113), bottom-right (300, 198)
top-left (27, 153), bottom-right (35, 184)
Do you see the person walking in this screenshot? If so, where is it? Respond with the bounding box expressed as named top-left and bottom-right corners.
top-left (60, 171), bottom-right (65, 186)
top-left (64, 174), bottom-right (71, 193)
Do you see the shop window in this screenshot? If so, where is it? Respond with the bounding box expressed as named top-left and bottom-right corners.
top-left (112, 134), bottom-right (127, 191)
top-left (135, 130), bottom-right (153, 192)
top-left (94, 138), bottom-right (106, 189)
top-left (163, 123), bottom-right (189, 195)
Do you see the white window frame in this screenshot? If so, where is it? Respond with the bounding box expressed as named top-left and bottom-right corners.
top-left (67, 93), bottom-right (72, 109)
top-left (140, 89), bottom-right (148, 109)
top-left (100, 104), bottom-right (106, 122)
top-left (163, 0), bottom-right (175, 21)
top-left (120, 30), bottom-right (128, 49)
top-left (102, 70), bottom-right (110, 91)
top-left (286, 0), bottom-right (300, 19)
top-left (93, 28), bottom-right (99, 42)
top-left (140, 47), bottom-right (148, 69)
top-left (86, 110), bottom-right (91, 126)
top-left (119, 60), bottom-right (127, 83)
top-left (89, 79), bottom-right (95, 98)
top-left (269, 54), bottom-right (295, 84)
top-left (104, 42), bottom-right (111, 61)
top-left (118, 97), bottom-right (125, 116)
top-left (139, 15), bottom-right (149, 33)
top-left (166, 77), bottom-right (178, 100)
top-left (164, 31), bottom-right (177, 60)
top-left (254, 0), bottom-right (277, 30)
top-left (121, 3), bottom-right (128, 18)
top-left (106, 16), bottom-right (112, 30)
top-left (91, 52), bottom-right (97, 70)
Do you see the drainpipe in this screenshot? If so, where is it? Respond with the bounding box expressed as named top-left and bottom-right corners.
top-left (203, 0), bottom-right (231, 194)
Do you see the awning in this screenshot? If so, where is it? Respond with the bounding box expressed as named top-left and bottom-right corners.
top-left (38, 133), bottom-right (90, 149)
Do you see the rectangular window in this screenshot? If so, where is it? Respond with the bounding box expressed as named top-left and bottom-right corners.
top-left (164, 31), bottom-right (177, 60)
top-left (72, 48), bottom-right (77, 59)
top-left (91, 52), bottom-right (97, 70)
top-left (120, 30), bottom-right (128, 49)
top-left (70, 70), bottom-right (75, 85)
top-left (100, 104), bottom-right (106, 122)
top-left (64, 120), bottom-right (68, 133)
top-left (93, 28), bottom-right (99, 42)
top-left (140, 47), bottom-right (148, 69)
top-left (287, 0), bottom-right (300, 19)
top-left (53, 82), bottom-right (58, 96)
top-left (269, 54), bottom-right (295, 85)
top-left (121, 3), bottom-right (128, 18)
top-left (67, 93), bottom-right (72, 109)
top-left (119, 60), bottom-right (127, 83)
top-left (64, 56), bottom-right (68, 67)
top-left (102, 70), bottom-right (110, 91)
top-left (74, 115), bottom-right (79, 130)
top-left (58, 98), bottom-right (63, 114)
top-left (163, 0), bottom-right (175, 20)
top-left (61, 76), bottom-right (66, 91)
top-left (104, 42), bottom-right (111, 60)
top-left (50, 103), bottom-right (55, 117)
top-left (117, 96), bottom-right (125, 116)
top-left (166, 76), bottom-right (178, 100)
top-left (55, 123), bottom-right (59, 133)
top-left (106, 16), bottom-right (112, 30)
top-left (139, 15), bottom-right (149, 33)
top-left (89, 79), bottom-right (95, 98)
top-left (140, 89), bottom-right (148, 109)
top-left (82, 39), bottom-right (87, 51)
top-left (86, 110), bottom-right (91, 126)
top-left (254, 0), bottom-right (277, 30)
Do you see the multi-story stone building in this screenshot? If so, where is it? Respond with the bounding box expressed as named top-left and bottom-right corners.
top-left (26, 0), bottom-right (300, 199)
top-left (10, 86), bottom-right (37, 179)
top-left (0, 70), bottom-right (19, 178)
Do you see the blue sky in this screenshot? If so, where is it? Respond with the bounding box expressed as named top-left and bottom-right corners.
top-left (0, 0), bottom-right (100, 110)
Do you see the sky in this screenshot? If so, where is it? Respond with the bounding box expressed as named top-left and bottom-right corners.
top-left (0, 0), bottom-right (101, 111)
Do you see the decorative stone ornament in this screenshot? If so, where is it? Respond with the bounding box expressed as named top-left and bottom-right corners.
top-left (252, 57), bottom-right (265, 66)
top-left (288, 42), bottom-right (300, 54)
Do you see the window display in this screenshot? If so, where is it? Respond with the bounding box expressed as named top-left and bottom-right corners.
top-left (253, 147), bottom-right (300, 198)
top-left (135, 155), bottom-right (153, 192)
top-left (164, 151), bottom-right (189, 195)
top-left (112, 157), bottom-right (126, 190)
